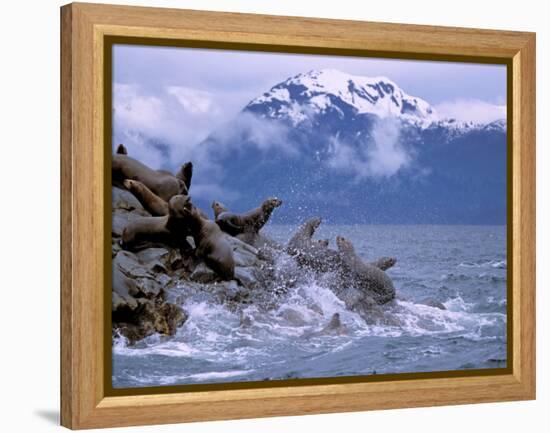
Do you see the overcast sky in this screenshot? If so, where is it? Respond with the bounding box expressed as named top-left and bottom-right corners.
top-left (114, 44), bottom-right (506, 104)
top-left (112, 43), bottom-right (507, 179)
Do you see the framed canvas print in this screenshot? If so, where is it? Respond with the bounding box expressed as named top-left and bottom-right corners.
top-left (60, 3), bottom-right (536, 429)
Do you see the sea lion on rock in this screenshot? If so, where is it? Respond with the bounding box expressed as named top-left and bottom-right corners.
top-left (214, 197), bottom-right (283, 239)
top-left (287, 217), bottom-right (323, 252)
top-left (370, 256), bottom-right (397, 271)
top-left (212, 201), bottom-right (229, 219)
top-left (121, 195), bottom-right (192, 251)
top-left (336, 236), bottom-right (396, 304)
top-left (287, 217), bottom-right (343, 273)
top-left (112, 144), bottom-right (192, 201)
top-left (124, 178), bottom-right (210, 219)
top-left (183, 201), bottom-right (235, 281)
top-left (316, 239), bottom-right (329, 248)
top-left (123, 179), bottom-right (169, 216)
top-left (116, 143), bottom-right (128, 155)
top-left (176, 162), bottom-right (193, 192)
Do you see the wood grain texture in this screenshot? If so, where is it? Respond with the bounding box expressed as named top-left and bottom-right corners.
top-left (60, 4), bottom-right (73, 429)
top-left (60, 2), bottom-right (536, 429)
top-left (511, 34), bottom-right (536, 395)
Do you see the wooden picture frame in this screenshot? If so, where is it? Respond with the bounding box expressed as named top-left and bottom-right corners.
top-left (60, 2), bottom-right (536, 429)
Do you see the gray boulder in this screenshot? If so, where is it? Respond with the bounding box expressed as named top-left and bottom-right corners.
top-left (112, 249), bottom-right (188, 344)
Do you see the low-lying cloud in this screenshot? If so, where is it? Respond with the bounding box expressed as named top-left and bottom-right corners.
top-left (166, 86), bottom-right (217, 115)
top-left (435, 99), bottom-right (506, 124)
top-left (204, 111), bottom-right (297, 157)
top-left (113, 82), bottom-right (237, 200)
top-left (326, 118), bottom-right (411, 180)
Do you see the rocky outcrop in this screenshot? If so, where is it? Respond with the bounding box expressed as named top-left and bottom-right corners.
top-left (112, 248), bottom-right (189, 344)
top-left (111, 187), bottom-right (285, 343)
top-left (112, 187), bottom-right (192, 344)
top-left (111, 185), bottom-right (399, 344)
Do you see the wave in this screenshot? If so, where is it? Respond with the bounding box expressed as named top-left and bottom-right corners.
top-left (115, 369), bottom-right (255, 387)
top-left (113, 282), bottom-right (506, 364)
top-left (441, 272), bottom-right (506, 283)
top-left (458, 259), bottom-right (507, 269)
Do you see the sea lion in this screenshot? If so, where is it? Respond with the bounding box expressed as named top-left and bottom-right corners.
top-left (183, 201), bottom-right (235, 281)
top-left (211, 201), bottom-right (229, 219)
top-left (320, 313), bottom-right (348, 335)
top-left (121, 195), bottom-right (191, 251)
top-left (112, 144), bottom-right (192, 201)
top-left (116, 143), bottom-right (128, 155)
top-left (316, 239), bottom-right (329, 248)
top-left (286, 217), bottom-right (344, 273)
top-left (213, 197), bottom-right (283, 237)
top-left (123, 179), bottom-right (169, 216)
top-left (370, 256), bottom-right (397, 271)
top-left (123, 178), bottom-right (210, 219)
top-left (287, 217), bottom-right (322, 252)
top-left (176, 162), bottom-right (193, 192)
top-left (336, 236), bottom-right (396, 304)
top-left (303, 313), bottom-right (348, 338)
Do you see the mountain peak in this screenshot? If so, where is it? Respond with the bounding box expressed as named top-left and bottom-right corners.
top-left (247, 68), bottom-right (438, 126)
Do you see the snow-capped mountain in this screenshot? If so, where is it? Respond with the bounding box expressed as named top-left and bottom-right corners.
top-left (247, 69), bottom-right (439, 127)
top-left (196, 69), bottom-right (507, 224)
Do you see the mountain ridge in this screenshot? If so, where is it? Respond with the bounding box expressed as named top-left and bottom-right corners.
top-left (195, 68), bottom-right (507, 224)
top-left (244, 69), bottom-right (505, 132)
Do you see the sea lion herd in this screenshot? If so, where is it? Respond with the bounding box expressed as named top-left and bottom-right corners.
top-left (113, 144), bottom-right (397, 303)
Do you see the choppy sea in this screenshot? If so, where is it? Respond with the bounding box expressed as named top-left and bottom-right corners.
top-left (112, 225), bottom-right (507, 388)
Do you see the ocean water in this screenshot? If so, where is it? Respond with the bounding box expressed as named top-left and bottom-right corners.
top-left (112, 225), bottom-right (507, 388)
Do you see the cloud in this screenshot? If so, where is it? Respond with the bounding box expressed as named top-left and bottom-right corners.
top-left (435, 99), bottom-right (506, 124)
top-left (205, 111), bottom-right (297, 157)
top-left (113, 84), bottom-right (165, 133)
top-left (166, 86), bottom-right (216, 114)
top-left (113, 82), bottom-right (226, 168)
top-left (326, 118), bottom-right (411, 179)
